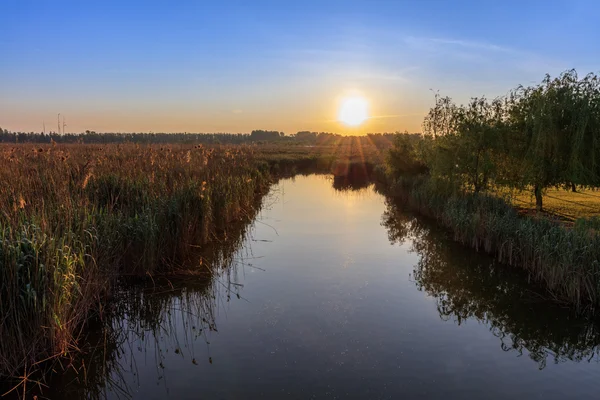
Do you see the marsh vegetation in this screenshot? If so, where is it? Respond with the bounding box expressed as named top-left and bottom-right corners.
top-left (12, 175), bottom-right (600, 399)
top-left (383, 70), bottom-right (600, 308)
top-left (0, 143), bottom-right (273, 383)
top-left (0, 138), bottom-right (387, 394)
top-left (2, 70), bottom-right (600, 397)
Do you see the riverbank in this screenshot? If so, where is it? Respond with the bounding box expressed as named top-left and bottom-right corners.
top-left (20, 174), bottom-right (600, 399)
top-left (0, 144), bottom-right (272, 381)
top-left (375, 172), bottom-right (600, 310)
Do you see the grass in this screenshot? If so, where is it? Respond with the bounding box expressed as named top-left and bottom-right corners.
top-left (0, 143), bottom-right (273, 379)
top-left (510, 188), bottom-right (600, 221)
top-left (252, 138), bottom-right (387, 173)
top-left (379, 174), bottom-right (600, 310)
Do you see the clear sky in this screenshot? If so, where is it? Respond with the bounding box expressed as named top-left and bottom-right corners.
top-left (1, 0), bottom-right (598, 134)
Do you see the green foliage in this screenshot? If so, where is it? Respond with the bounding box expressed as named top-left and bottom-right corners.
top-left (382, 176), bottom-right (600, 310)
top-left (399, 95), bottom-right (507, 193)
top-left (422, 93), bottom-right (459, 138)
top-left (383, 70), bottom-right (600, 307)
top-left (0, 144), bottom-right (274, 378)
top-left (451, 97), bottom-right (506, 192)
top-left (385, 133), bottom-right (428, 177)
top-left (388, 69), bottom-right (600, 210)
top-left (506, 70), bottom-right (600, 208)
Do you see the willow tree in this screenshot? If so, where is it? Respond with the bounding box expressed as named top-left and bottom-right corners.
top-left (506, 70), bottom-right (600, 211)
top-left (421, 95), bottom-right (462, 188)
top-left (422, 93), bottom-right (458, 138)
top-left (451, 97), bottom-right (507, 193)
top-left (421, 94), bottom-right (506, 193)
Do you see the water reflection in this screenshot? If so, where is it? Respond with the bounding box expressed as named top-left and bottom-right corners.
top-left (17, 175), bottom-right (600, 399)
top-left (331, 162), bottom-right (374, 192)
top-left (26, 205), bottom-right (258, 400)
top-left (381, 199), bottom-right (600, 369)
top-left (331, 175), bottom-right (372, 192)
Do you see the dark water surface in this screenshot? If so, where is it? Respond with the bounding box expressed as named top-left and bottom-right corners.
top-left (52, 175), bottom-right (600, 399)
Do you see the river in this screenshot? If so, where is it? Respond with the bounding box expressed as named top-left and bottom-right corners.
top-left (43, 174), bottom-right (600, 399)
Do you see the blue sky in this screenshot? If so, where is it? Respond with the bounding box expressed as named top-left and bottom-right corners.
top-left (1, 0), bottom-right (598, 133)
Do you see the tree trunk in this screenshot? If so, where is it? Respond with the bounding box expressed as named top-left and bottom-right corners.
top-left (534, 184), bottom-right (543, 212)
top-left (473, 179), bottom-right (480, 194)
top-left (482, 174), bottom-right (489, 193)
top-left (571, 183), bottom-right (577, 192)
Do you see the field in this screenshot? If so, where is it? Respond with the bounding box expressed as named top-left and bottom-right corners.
top-left (250, 137), bottom-right (389, 174)
top-left (511, 188), bottom-right (600, 221)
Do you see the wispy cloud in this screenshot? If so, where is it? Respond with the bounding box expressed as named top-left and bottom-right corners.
top-left (403, 35), bottom-right (565, 81)
top-left (336, 66), bottom-right (419, 84)
top-left (407, 37), bottom-right (516, 54)
top-left (403, 35), bottom-right (528, 64)
top-left (279, 46), bottom-right (419, 85)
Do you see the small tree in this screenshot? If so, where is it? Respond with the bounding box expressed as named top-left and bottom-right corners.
top-left (387, 133), bottom-right (429, 177)
top-left (450, 97), bottom-right (505, 193)
top-left (421, 95), bottom-right (505, 193)
top-left (422, 93), bottom-right (458, 138)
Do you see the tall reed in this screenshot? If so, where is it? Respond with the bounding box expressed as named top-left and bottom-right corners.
top-left (0, 143), bottom-right (271, 378)
top-left (380, 175), bottom-right (600, 310)
top-left (0, 139), bottom-right (388, 379)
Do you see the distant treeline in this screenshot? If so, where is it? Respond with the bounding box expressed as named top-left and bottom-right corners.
top-left (0, 128), bottom-right (401, 147)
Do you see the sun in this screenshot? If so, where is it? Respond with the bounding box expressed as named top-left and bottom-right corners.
top-left (337, 96), bottom-right (369, 127)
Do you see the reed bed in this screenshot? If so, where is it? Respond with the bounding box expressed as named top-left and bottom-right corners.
top-left (381, 175), bottom-right (600, 310)
top-left (0, 143), bottom-right (273, 379)
top-left (0, 139), bottom-right (386, 382)
top-left (10, 196), bottom-right (258, 399)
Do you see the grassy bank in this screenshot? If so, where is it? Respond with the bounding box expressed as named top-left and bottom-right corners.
top-left (0, 143), bottom-right (279, 380)
top-left (378, 173), bottom-right (600, 310)
top-left (5, 187), bottom-right (261, 399)
top-left (382, 201), bottom-right (600, 369)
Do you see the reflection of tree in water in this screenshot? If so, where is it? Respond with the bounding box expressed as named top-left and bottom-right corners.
top-left (331, 160), bottom-right (374, 192)
top-left (25, 206), bottom-right (259, 399)
top-left (332, 175), bottom-right (372, 192)
top-left (382, 199), bottom-right (600, 370)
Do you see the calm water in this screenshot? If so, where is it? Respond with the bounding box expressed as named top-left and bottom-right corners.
top-left (48, 175), bottom-right (600, 399)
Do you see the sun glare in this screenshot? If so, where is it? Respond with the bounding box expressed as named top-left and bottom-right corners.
top-left (337, 96), bottom-right (369, 127)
